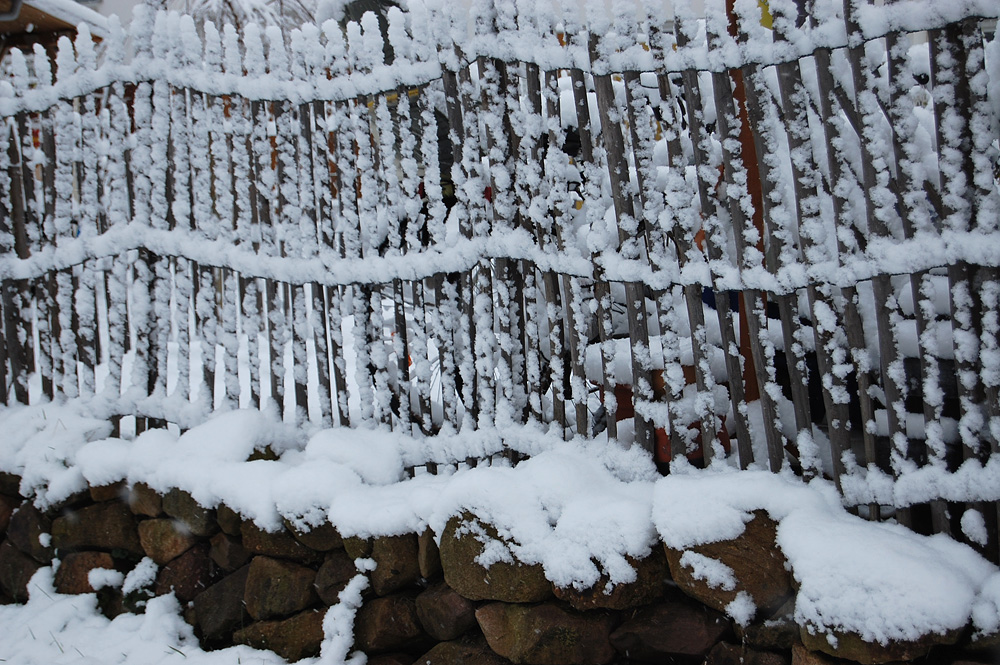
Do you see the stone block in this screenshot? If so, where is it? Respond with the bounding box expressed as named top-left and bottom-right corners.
top-left (344, 536), bottom-right (373, 559)
top-left (155, 543), bottom-right (218, 602)
top-left (371, 534), bottom-right (420, 596)
top-left (415, 581), bottom-right (477, 642)
top-left (0, 539), bottom-right (43, 602)
top-left (554, 549), bottom-right (668, 611)
top-left (7, 504), bottom-right (53, 563)
top-left (664, 510), bottom-right (792, 620)
top-left (799, 624), bottom-right (962, 665)
top-left (439, 513), bottom-right (551, 603)
top-left (51, 502), bottom-right (143, 558)
top-left (609, 595), bottom-right (732, 661)
top-left (418, 637), bottom-right (513, 665)
top-left (0, 494), bottom-right (19, 534)
top-left (284, 517), bottom-right (343, 552)
top-left (210, 532), bottom-right (251, 572)
top-left (418, 528), bottom-right (442, 579)
top-left (90, 482), bottom-right (126, 503)
top-left (355, 592), bottom-right (426, 653)
top-left (0, 473), bottom-right (22, 498)
top-left (233, 608), bottom-right (326, 662)
top-left (193, 564), bottom-right (251, 645)
top-left (244, 556), bottom-right (318, 621)
top-left (476, 601), bottom-right (617, 665)
top-left (315, 548), bottom-right (356, 605)
top-left (127, 483), bottom-right (162, 518)
top-left (162, 489), bottom-right (217, 537)
top-left (138, 519), bottom-right (198, 565)
top-left (706, 642), bottom-right (790, 665)
top-left (216, 504), bottom-right (243, 537)
top-left (241, 521), bottom-right (321, 564)
top-left (54, 551), bottom-right (115, 595)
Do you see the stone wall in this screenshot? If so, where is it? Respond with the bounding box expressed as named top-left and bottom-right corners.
top-left (0, 473), bottom-right (994, 665)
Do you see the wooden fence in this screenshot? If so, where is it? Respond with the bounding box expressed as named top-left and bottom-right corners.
top-left (1, 0), bottom-right (999, 553)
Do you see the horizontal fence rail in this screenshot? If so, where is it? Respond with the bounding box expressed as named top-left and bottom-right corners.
top-left (1, 0), bottom-right (999, 557)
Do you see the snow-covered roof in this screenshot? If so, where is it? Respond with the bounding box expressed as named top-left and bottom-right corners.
top-left (28, 0), bottom-right (108, 36)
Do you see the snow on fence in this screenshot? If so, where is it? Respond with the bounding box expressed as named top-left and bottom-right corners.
top-left (1, 0), bottom-right (999, 548)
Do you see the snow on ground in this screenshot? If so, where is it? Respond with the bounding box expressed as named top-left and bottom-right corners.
top-left (0, 402), bottom-right (997, 664)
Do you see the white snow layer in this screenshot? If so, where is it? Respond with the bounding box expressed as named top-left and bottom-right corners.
top-left (0, 404), bottom-right (997, 663)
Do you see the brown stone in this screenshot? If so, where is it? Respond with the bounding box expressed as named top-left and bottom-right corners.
top-left (737, 600), bottom-right (800, 651)
top-left (54, 551), bottom-right (115, 594)
top-left (791, 644), bottom-right (849, 665)
top-left (241, 521), bottom-right (321, 564)
top-left (418, 528), bottom-right (442, 579)
top-left (193, 564), bottom-right (251, 644)
top-left (127, 483), bottom-right (162, 518)
top-left (417, 636), bottom-right (513, 665)
top-left (439, 513), bottom-right (552, 603)
top-left (799, 624), bottom-right (962, 665)
top-left (415, 581), bottom-right (478, 642)
top-left (233, 609), bottom-right (326, 662)
top-left (355, 593), bottom-right (426, 653)
top-left (244, 556), bottom-right (318, 621)
top-left (138, 519), bottom-right (198, 565)
top-left (0, 539), bottom-right (43, 602)
top-left (664, 510), bottom-right (793, 619)
top-left (0, 494), bottom-right (19, 533)
top-left (155, 543), bottom-right (218, 602)
top-left (371, 534), bottom-right (420, 596)
top-left (284, 517), bottom-right (343, 552)
top-left (608, 596), bottom-right (733, 661)
top-left (90, 481), bottom-right (126, 503)
top-left (0, 473), bottom-right (22, 498)
top-left (367, 654), bottom-right (414, 665)
top-left (315, 548), bottom-right (357, 605)
top-left (344, 535), bottom-right (373, 559)
top-left (705, 642), bottom-right (790, 665)
top-left (216, 504), bottom-right (243, 537)
top-left (51, 502), bottom-right (143, 558)
top-left (210, 532), bottom-right (251, 572)
top-left (162, 489), bottom-right (217, 537)
top-left (476, 601), bottom-right (617, 665)
top-left (554, 549), bottom-right (668, 611)
top-left (7, 504), bottom-right (52, 563)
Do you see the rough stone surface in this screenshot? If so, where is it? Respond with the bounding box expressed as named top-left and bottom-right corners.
top-left (139, 519), bottom-right (198, 565)
top-left (367, 654), bottom-right (415, 665)
top-left (418, 637), bottom-right (513, 665)
top-left (155, 543), bottom-right (218, 602)
top-left (415, 582), bottom-right (478, 641)
top-left (354, 593), bottom-right (426, 653)
top-left (90, 482), bottom-right (126, 503)
top-left (371, 534), bottom-right (420, 596)
top-left (241, 522), bottom-right (321, 564)
top-left (554, 549), bottom-right (668, 611)
top-left (476, 601), bottom-right (617, 665)
top-left (284, 518), bottom-right (343, 552)
top-left (0, 539), bottom-right (43, 602)
top-left (705, 642), bottom-right (790, 665)
top-left (127, 483), bottom-right (162, 517)
top-left (0, 473), bottom-right (21, 497)
top-left (7, 504), bottom-right (53, 563)
top-left (608, 595), bottom-right (732, 661)
top-left (737, 600), bottom-right (800, 651)
top-left (315, 548), bottom-right (356, 605)
top-left (216, 504), bottom-right (242, 537)
top-left (0, 494), bottom-right (20, 533)
top-left (193, 564), bottom-right (251, 644)
top-left (209, 532), bottom-right (251, 572)
top-left (439, 513), bottom-right (552, 603)
top-left (344, 536), bottom-right (373, 559)
top-left (799, 625), bottom-right (961, 665)
top-left (418, 529), bottom-right (442, 579)
top-left (664, 510), bottom-right (792, 619)
top-left (233, 609), bottom-right (325, 662)
top-left (54, 551), bottom-right (115, 595)
top-left (51, 502), bottom-right (144, 558)
top-left (162, 489), bottom-right (217, 537)
top-left (244, 556), bottom-right (318, 621)
top-left (790, 644), bottom-right (848, 665)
